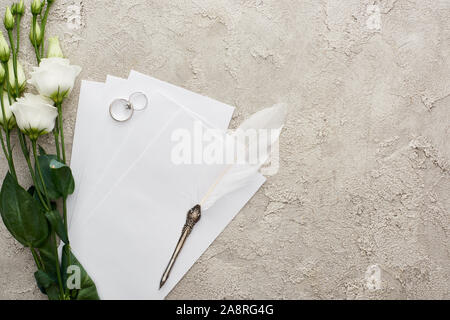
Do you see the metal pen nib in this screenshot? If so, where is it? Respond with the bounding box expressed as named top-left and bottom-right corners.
top-left (159, 204), bottom-right (202, 289)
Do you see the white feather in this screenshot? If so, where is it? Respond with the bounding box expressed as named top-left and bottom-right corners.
top-left (201, 103), bottom-right (287, 210)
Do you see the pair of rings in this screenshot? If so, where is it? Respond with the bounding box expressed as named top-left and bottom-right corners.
top-left (109, 92), bottom-right (148, 122)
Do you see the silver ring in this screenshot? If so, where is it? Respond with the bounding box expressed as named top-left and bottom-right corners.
top-left (109, 92), bottom-right (149, 122)
top-left (109, 98), bottom-right (134, 122)
top-left (129, 92), bottom-right (148, 111)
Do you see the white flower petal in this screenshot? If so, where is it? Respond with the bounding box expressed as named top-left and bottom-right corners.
top-left (28, 57), bottom-right (82, 101)
top-left (39, 58), bottom-right (71, 70)
top-left (11, 94), bottom-right (58, 135)
top-left (20, 92), bottom-right (54, 106)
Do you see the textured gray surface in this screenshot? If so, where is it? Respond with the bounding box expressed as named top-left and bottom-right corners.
top-left (0, 0), bottom-right (449, 299)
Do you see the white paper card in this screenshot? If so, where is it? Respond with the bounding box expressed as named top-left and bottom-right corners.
top-left (68, 73), bottom-right (235, 229)
top-left (67, 80), bottom-right (106, 226)
top-left (69, 89), bottom-right (181, 232)
top-left (70, 94), bottom-right (265, 299)
top-left (128, 70), bottom-right (234, 129)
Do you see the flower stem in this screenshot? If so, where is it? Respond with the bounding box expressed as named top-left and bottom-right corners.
top-left (14, 14), bottom-right (21, 97)
top-left (0, 133), bottom-right (11, 177)
top-left (0, 130), bottom-right (6, 152)
top-left (0, 86), bottom-right (17, 180)
top-left (0, 131), bottom-right (10, 165)
top-left (62, 196), bottom-right (68, 235)
top-left (56, 103), bottom-right (66, 164)
top-left (18, 132), bottom-right (32, 178)
top-left (0, 130), bottom-right (15, 179)
top-left (30, 246), bottom-right (43, 270)
top-left (4, 129), bottom-right (17, 179)
top-left (31, 16), bottom-right (41, 65)
top-left (34, 246), bottom-right (46, 271)
top-left (3, 62), bottom-right (14, 104)
top-left (31, 139), bottom-right (51, 210)
top-left (16, 14), bottom-right (21, 57)
top-left (52, 233), bottom-right (65, 299)
top-left (40, 2), bottom-right (53, 57)
top-left (7, 30), bottom-right (19, 99)
top-left (18, 132), bottom-right (48, 210)
top-left (53, 127), bottom-right (61, 161)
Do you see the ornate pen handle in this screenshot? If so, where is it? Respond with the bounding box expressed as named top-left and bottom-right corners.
top-left (159, 204), bottom-right (201, 288)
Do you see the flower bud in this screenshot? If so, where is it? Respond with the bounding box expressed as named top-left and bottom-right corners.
top-left (11, 4), bottom-right (17, 15)
top-left (31, 0), bottom-right (42, 15)
top-left (0, 32), bottom-right (10, 63)
top-left (29, 23), bottom-right (42, 46)
top-left (16, 0), bottom-right (25, 16)
top-left (4, 7), bottom-right (14, 30)
top-left (0, 92), bottom-right (15, 130)
top-left (0, 63), bottom-right (5, 83)
top-left (8, 59), bottom-right (26, 94)
top-left (47, 36), bottom-right (64, 58)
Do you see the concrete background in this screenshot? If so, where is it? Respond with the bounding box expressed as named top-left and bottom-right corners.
top-left (1, 0), bottom-right (449, 299)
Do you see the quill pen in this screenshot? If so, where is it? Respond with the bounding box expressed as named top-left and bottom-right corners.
top-left (160, 104), bottom-right (287, 288)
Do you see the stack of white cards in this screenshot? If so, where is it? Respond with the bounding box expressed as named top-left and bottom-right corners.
top-left (67, 71), bottom-right (266, 299)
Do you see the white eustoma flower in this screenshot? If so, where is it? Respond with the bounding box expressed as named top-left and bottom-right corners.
top-left (28, 57), bottom-right (82, 103)
top-left (10, 93), bottom-right (58, 139)
top-left (0, 92), bottom-right (15, 129)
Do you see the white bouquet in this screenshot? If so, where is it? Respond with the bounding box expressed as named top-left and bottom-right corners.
top-left (0, 0), bottom-right (98, 300)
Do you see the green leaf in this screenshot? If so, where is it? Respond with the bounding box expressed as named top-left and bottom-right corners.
top-left (36, 155), bottom-right (75, 200)
top-left (37, 235), bottom-right (58, 283)
top-left (35, 269), bottom-right (60, 300)
top-left (61, 245), bottom-right (100, 300)
top-left (37, 234), bottom-right (65, 300)
top-left (27, 185), bottom-right (42, 204)
top-left (45, 210), bottom-right (69, 244)
top-left (35, 155), bottom-right (59, 199)
top-left (49, 159), bottom-right (75, 197)
top-left (46, 284), bottom-right (61, 300)
top-left (0, 173), bottom-right (49, 248)
top-left (34, 270), bottom-right (54, 292)
top-left (76, 285), bottom-right (99, 300)
top-left (38, 144), bottom-right (47, 155)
